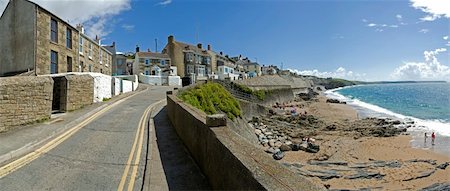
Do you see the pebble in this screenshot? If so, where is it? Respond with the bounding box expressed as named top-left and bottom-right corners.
top-left (275, 141), bottom-right (283, 147)
top-left (255, 129), bottom-right (262, 135)
top-left (269, 140), bottom-right (276, 147)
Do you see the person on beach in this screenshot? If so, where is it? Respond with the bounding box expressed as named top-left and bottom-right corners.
top-left (431, 132), bottom-right (435, 145)
top-left (424, 132), bottom-right (427, 142)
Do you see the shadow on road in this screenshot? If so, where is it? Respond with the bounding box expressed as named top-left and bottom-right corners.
top-left (153, 107), bottom-right (211, 190)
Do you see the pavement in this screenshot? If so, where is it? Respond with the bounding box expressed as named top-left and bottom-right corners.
top-left (0, 84), bottom-right (210, 190)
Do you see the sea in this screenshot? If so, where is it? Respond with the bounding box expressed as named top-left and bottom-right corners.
top-left (324, 82), bottom-right (450, 137)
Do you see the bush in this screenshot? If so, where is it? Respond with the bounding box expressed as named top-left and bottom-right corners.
top-left (178, 82), bottom-right (241, 120)
top-left (231, 82), bottom-right (271, 101)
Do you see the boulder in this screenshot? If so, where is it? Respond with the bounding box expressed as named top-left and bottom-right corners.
top-left (275, 141), bottom-right (283, 147)
top-left (291, 144), bottom-right (300, 151)
top-left (436, 162), bottom-right (449, 170)
top-left (255, 129), bottom-right (262, 135)
top-left (280, 144), bottom-right (292, 151)
top-left (273, 151), bottom-right (285, 160)
top-left (268, 140), bottom-right (276, 147)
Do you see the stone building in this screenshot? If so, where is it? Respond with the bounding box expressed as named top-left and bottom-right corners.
top-left (0, 0), bottom-right (112, 77)
top-left (244, 62), bottom-right (262, 78)
top-left (206, 46), bottom-right (239, 80)
top-left (134, 48), bottom-right (171, 76)
top-left (162, 35), bottom-right (211, 81)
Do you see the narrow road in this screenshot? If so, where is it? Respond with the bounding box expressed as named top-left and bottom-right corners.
top-left (0, 85), bottom-right (193, 190)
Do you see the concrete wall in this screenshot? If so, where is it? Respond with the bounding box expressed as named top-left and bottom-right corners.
top-left (167, 94), bottom-right (322, 191)
top-left (0, 0), bottom-right (36, 76)
top-left (113, 78), bottom-right (121, 96)
top-left (0, 76), bottom-right (53, 132)
top-left (63, 75), bottom-right (93, 111)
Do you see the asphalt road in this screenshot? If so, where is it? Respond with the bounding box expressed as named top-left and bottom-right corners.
top-left (0, 85), bottom-right (172, 191)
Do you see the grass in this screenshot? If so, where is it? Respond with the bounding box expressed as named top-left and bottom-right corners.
top-left (178, 82), bottom-right (241, 120)
top-left (102, 97), bottom-right (111, 102)
top-left (231, 82), bottom-right (271, 100)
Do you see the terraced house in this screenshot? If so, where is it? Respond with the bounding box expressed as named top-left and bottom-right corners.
top-left (133, 48), bottom-right (171, 76)
top-left (0, 0), bottom-right (112, 77)
top-left (162, 35), bottom-right (211, 82)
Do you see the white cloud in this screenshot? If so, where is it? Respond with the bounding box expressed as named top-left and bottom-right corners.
top-left (375, 28), bottom-right (384, 32)
top-left (444, 36), bottom-right (449, 40)
top-left (419, 29), bottom-right (430, 33)
top-left (410, 0), bottom-right (450, 21)
top-left (390, 25), bottom-right (399, 28)
top-left (391, 48), bottom-right (450, 80)
top-left (122, 24), bottom-right (135, 31)
top-left (288, 67), bottom-right (367, 81)
top-left (362, 19), bottom-right (368, 23)
top-left (157, 0), bottom-right (172, 6)
top-left (367, 23), bottom-right (377, 27)
top-left (0, 0), bottom-right (131, 39)
top-left (396, 14), bottom-right (403, 20)
top-left (0, 0), bottom-right (7, 14)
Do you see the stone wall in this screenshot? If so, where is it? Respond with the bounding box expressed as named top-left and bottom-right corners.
top-left (64, 75), bottom-right (93, 111)
top-left (0, 76), bottom-right (53, 132)
top-left (167, 94), bottom-right (323, 190)
top-left (36, 7), bottom-right (80, 75)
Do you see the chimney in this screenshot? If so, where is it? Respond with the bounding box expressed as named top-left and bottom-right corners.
top-left (148, 48), bottom-right (151, 52)
top-left (168, 35), bottom-right (174, 43)
top-left (207, 44), bottom-right (211, 51)
top-left (197, 43), bottom-right (202, 49)
top-left (95, 35), bottom-right (100, 43)
top-left (112, 42), bottom-right (116, 47)
top-left (76, 24), bottom-right (85, 34)
top-left (136, 45), bottom-right (140, 53)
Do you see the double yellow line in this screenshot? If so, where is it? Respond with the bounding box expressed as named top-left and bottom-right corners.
top-left (0, 97), bottom-right (129, 178)
top-left (117, 99), bottom-right (164, 191)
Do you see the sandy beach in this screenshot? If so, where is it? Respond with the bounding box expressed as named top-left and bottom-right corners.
top-left (251, 95), bottom-right (450, 190)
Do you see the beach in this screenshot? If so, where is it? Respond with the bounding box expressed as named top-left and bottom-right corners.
top-left (251, 95), bottom-right (450, 190)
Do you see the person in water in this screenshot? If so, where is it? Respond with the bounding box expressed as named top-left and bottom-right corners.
top-left (431, 132), bottom-right (436, 145)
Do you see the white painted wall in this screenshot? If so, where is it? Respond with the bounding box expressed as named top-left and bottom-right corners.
top-left (168, 76), bottom-right (181, 86)
top-left (139, 75), bottom-right (163, 86)
top-left (114, 78), bottom-right (121, 96)
top-left (122, 80), bottom-right (133, 93)
top-left (89, 73), bottom-right (112, 103)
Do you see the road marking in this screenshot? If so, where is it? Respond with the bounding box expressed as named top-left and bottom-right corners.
top-left (118, 99), bottom-right (165, 191)
top-left (0, 89), bottom-right (146, 179)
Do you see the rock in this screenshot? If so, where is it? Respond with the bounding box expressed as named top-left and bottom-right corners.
top-left (300, 142), bottom-right (320, 153)
top-left (264, 131), bottom-right (273, 136)
top-left (280, 144), bottom-right (292, 151)
top-left (403, 170), bottom-right (436, 181)
top-left (292, 163), bottom-right (303, 168)
top-left (436, 162), bottom-right (449, 170)
top-left (260, 139), bottom-right (269, 145)
top-left (248, 123), bottom-right (254, 129)
top-left (265, 147), bottom-right (276, 154)
top-left (284, 141), bottom-right (292, 146)
top-left (325, 124), bottom-right (337, 131)
top-left (420, 183), bottom-right (450, 191)
top-left (255, 129), bottom-right (262, 135)
top-left (385, 160), bottom-right (402, 168)
top-left (273, 151), bottom-right (284, 160)
top-left (268, 140), bottom-right (276, 147)
top-left (308, 160), bottom-right (348, 166)
top-left (326, 99), bottom-right (345, 104)
top-left (275, 141), bottom-right (283, 147)
top-left (345, 171), bottom-right (385, 180)
top-left (298, 169), bottom-right (341, 180)
top-left (407, 159), bottom-right (437, 165)
top-left (206, 114), bottom-right (227, 127)
top-left (291, 144), bottom-right (300, 151)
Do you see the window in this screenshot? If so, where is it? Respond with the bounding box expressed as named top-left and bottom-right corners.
top-left (197, 65), bottom-right (205, 76)
top-left (66, 28), bottom-right (72, 48)
top-left (51, 18), bottom-right (58, 43)
top-left (187, 65), bottom-right (194, 74)
top-left (145, 59), bottom-right (149, 65)
top-left (79, 38), bottom-right (83, 53)
top-left (224, 67), bottom-right (228, 73)
top-left (100, 69), bottom-right (103, 74)
top-left (88, 64), bottom-right (92, 72)
top-left (160, 60), bottom-right (165, 66)
top-left (145, 70), bottom-right (149, 75)
top-left (67, 56), bottom-right (72, 72)
top-left (88, 43), bottom-right (92, 59)
top-left (50, 51), bottom-right (58, 74)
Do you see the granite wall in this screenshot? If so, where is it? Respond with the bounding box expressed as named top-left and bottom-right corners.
top-left (0, 76), bottom-right (53, 132)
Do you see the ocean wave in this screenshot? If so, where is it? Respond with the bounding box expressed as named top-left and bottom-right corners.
top-left (325, 89), bottom-right (450, 137)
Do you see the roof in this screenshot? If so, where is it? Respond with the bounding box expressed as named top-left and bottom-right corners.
top-left (175, 41), bottom-right (209, 56)
top-left (136, 52), bottom-right (170, 59)
top-left (243, 62), bottom-right (260, 66)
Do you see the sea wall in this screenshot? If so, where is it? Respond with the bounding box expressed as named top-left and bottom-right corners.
top-left (167, 93), bottom-right (323, 190)
top-left (0, 76), bottom-right (53, 132)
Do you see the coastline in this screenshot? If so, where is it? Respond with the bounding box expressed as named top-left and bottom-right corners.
top-left (250, 90), bottom-right (450, 190)
top-left (324, 86), bottom-right (450, 158)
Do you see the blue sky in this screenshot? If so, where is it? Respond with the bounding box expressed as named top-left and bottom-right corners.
top-left (1, 0), bottom-right (449, 81)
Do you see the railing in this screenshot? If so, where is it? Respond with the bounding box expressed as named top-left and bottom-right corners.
top-left (211, 79), bottom-right (261, 103)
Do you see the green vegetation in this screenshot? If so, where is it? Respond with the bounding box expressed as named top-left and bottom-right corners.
top-left (102, 97), bottom-right (111, 102)
top-left (178, 82), bottom-right (241, 120)
top-left (231, 83), bottom-right (271, 100)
